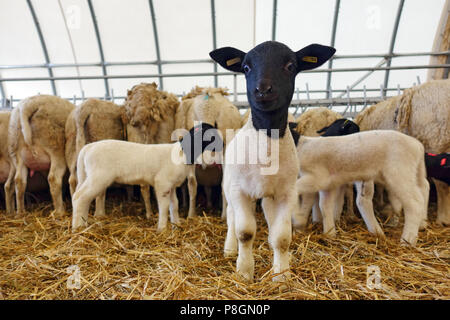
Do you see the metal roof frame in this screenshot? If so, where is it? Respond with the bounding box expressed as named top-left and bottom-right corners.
top-left (26, 0), bottom-right (57, 95)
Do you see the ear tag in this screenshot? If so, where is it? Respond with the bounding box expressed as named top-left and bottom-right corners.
top-left (441, 158), bottom-right (447, 166)
top-left (204, 94), bottom-right (209, 100)
top-left (302, 56), bottom-right (318, 63)
top-left (226, 57), bottom-right (241, 66)
top-left (427, 153), bottom-right (437, 157)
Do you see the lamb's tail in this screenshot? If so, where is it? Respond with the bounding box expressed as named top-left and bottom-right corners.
top-left (75, 99), bottom-right (95, 156)
top-left (19, 98), bottom-right (40, 146)
top-left (395, 87), bottom-right (414, 133)
top-left (76, 148), bottom-right (87, 191)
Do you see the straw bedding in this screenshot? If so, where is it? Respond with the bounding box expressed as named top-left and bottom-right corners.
top-left (0, 199), bottom-right (448, 300)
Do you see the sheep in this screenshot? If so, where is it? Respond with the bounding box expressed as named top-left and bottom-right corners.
top-left (425, 153), bottom-right (450, 185)
top-left (72, 123), bottom-right (223, 231)
top-left (0, 110), bottom-right (14, 214)
top-left (291, 108), bottom-right (355, 228)
top-left (354, 79), bottom-right (450, 225)
top-left (175, 86), bottom-right (241, 216)
top-left (294, 130), bottom-right (429, 246)
top-left (65, 98), bottom-right (127, 216)
top-left (8, 95), bottom-right (74, 216)
top-left (122, 83), bottom-right (188, 217)
top-left (210, 40), bottom-right (335, 281)
top-left (316, 118), bottom-right (360, 136)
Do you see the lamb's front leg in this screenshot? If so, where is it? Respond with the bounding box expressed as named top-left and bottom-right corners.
top-left (187, 168), bottom-right (197, 218)
top-left (94, 190), bottom-right (106, 217)
top-left (262, 192), bottom-right (293, 282)
top-left (318, 188), bottom-right (339, 237)
top-left (232, 191), bottom-right (256, 282)
top-left (354, 181), bottom-right (384, 237)
top-left (140, 185), bottom-right (152, 219)
top-left (169, 188), bottom-right (180, 226)
top-left (292, 192), bottom-right (316, 230)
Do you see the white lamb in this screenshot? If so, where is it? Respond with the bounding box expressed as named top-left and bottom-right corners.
top-left (72, 123), bottom-right (222, 231)
top-left (294, 130), bottom-right (429, 246)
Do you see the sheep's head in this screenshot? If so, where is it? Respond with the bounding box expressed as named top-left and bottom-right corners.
top-left (316, 119), bottom-right (360, 137)
top-left (210, 41), bottom-right (335, 137)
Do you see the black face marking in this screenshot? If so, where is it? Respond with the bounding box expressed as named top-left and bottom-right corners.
top-left (180, 123), bottom-right (224, 165)
top-left (210, 41), bottom-right (336, 139)
top-left (317, 119), bottom-right (360, 137)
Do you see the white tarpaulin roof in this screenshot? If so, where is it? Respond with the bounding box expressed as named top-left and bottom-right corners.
top-left (0, 0), bottom-right (446, 108)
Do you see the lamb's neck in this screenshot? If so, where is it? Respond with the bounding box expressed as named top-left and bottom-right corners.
top-left (250, 106), bottom-right (289, 138)
top-left (173, 142), bottom-right (192, 166)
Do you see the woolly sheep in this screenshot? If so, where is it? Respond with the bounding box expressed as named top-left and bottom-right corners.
top-left (72, 123), bottom-right (222, 231)
top-left (175, 86), bottom-right (241, 216)
top-left (292, 108), bottom-right (355, 226)
top-left (0, 111), bottom-right (14, 214)
top-left (210, 40), bottom-right (335, 281)
top-left (65, 98), bottom-right (127, 217)
top-left (294, 130), bottom-right (429, 246)
top-left (8, 95), bottom-right (74, 216)
top-left (65, 99), bottom-right (126, 196)
top-left (123, 83), bottom-right (188, 217)
top-left (354, 79), bottom-right (450, 225)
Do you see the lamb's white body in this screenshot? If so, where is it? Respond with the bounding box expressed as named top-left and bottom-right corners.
top-left (72, 140), bottom-right (195, 231)
top-left (294, 130), bottom-right (429, 246)
top-left (223, 117), bottom-right (299, 281)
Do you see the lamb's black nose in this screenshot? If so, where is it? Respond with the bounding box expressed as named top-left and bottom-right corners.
top-left (255, 81), bottom-right (273, 96)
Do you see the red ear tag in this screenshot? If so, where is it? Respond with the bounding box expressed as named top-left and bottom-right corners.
top-left (427, 153), bottom-right (437, 156)
top-left (441, 158), bottom-right (447, 166)
top-left (195, 127), bottom-right (200, 132)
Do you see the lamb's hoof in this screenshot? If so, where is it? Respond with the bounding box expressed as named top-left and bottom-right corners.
top-left (72, 222), bottom-right (88, 233)
top-left (419, 219), bottom-right (428, 230)
top-left (292, 223), bottom-right (307, 233)
top-left (400, 236), bottom-right (417, 247)
top-left (272, 271), bottom-right (291, 283)
top-left (94, 212), bottom-right (106, 218)
top-left (224, 249), bottom-right (237, 257)
top-left (436, 216), bottom-right (450, 227)
top-left (236, 270), bottom-right (254, 283)
top-left (323, 229), bottom-right (337, 238)
top-left (156, 225), bottom-right (168, 233)
top-left (16, 211), bottom-right (26, 218)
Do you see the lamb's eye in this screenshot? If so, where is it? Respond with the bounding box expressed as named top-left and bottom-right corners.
top-left (285, 62), bottom-right (295, 72)
top-left (243, 65), bottom-right (251, 74)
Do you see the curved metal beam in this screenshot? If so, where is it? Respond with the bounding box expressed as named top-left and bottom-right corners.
top-left (326, 0), bottom-right (340, 98)
top-left (210, 0), bottom-right (218, 87)
top-left (26, 0), bottom-right (57, 95)
top-left (87, 0), bottom-right (110, 98)
top-left (272, 0), bottom-right (277, 40)
top-left (383, 0), bottom-right (405, 97)
top-left (148, 0), bottom-right (163, 89)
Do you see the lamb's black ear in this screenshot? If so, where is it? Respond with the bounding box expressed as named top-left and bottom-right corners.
top-left (316, 125), bottom-right (329, 134)
top-left (288, 122), bottom-right (298, 131)
top-left (296, 44), bottom-right (336, 72)
top-left (209, 47), bottom-right (247, 73)
top-left (343, 120), bottom-right (360, 133)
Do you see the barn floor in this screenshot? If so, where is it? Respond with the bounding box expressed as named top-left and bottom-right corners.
top-left (0, 199), bottom-right (448, 300)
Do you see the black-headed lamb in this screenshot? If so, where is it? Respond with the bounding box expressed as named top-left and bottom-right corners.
top-left (71, 123), bottom-right (223, 232)
top-left (210, 41), bottom-right (335, 281)
top-left (294, 129), bottom-right (429, 246)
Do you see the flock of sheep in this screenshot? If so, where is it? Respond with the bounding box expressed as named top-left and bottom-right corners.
top-left (0, 40), bottom-right (449, 283)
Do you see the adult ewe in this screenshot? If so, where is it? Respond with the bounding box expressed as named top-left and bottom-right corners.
top-left (8, 95), bottom-right (74, 216)
top-left (65, 99), bottom-right (127, 216)
top-left (0, 110), bottom-right (14, 214)
top-left (175, 86), bottom-right (241, 216)
top-left (355, 79), bottom-right (450, 225)
top-left (210, 41), bottom-right (335, 282)
top-left (123, 83), bottom-right (187, 217)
